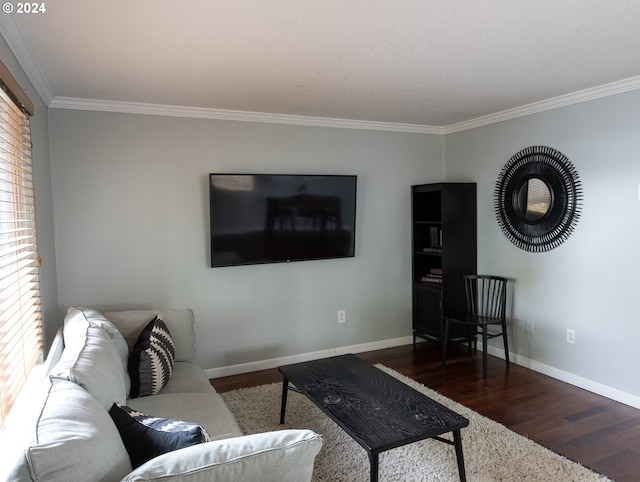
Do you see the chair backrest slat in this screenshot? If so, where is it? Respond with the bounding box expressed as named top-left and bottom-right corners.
top-left (463, 275), bottom-right (507, 319)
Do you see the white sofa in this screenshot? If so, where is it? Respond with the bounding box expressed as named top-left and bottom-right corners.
top-left (6, 307), bottom-right (322, 481)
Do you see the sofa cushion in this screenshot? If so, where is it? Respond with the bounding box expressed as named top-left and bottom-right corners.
top-left (73, 306), bottom-right (132, 396)
top-left (105, 309), bottom-right (196, 362)
top-left (125, 391), bottom-right (243, 442)
top-left (109, 403), bottom-right (210, 468)
top-left (71, 307), bottom-right (129, 363)
top-left (129, 315), bottom-right (176, 398)
top-left (121, 430), bottom-right (323, 482)
top-left (50, 310), bottom-right (127, 409)
top-left (6, 379), bottom-right (131, 482)
top-left (159, 362), bottom-right (216, 394)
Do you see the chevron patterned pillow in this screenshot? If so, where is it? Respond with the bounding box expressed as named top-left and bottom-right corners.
top-left (128, 315), bottom-right (176, 398)
top-left (109, 403), bottom-right (209, 468)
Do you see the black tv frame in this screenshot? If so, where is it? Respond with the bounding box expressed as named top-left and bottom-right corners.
top-left (209, 173), bottom-right (357, 268)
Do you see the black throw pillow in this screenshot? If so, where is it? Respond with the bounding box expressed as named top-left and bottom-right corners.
top-left (128, 315), bottom-right (175, 398)
top-left (109, 403), bottom-right (210, 468)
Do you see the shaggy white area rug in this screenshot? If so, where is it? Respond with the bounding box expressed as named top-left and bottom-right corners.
top-left (221, 365), bottom-right (612, 481)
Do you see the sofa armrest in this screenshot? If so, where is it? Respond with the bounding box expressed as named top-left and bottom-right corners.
top-left (120, 429), bottom-right (322, 482)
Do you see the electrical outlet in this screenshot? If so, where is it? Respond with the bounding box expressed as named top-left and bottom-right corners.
top-left (526, 320), bottom-right (534, 333)
top-left (337, 310), bottom-right (346, 324)
top-left (567, 328), bottom-right (575, 344)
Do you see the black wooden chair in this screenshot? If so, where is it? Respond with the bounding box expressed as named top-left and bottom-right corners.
top-left (441, 275), bottom-right (510, 378)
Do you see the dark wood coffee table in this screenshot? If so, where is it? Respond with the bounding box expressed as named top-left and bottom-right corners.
top-left (278, 354), bottom-right (469, 482)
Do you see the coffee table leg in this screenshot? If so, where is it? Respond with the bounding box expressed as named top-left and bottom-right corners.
top-left (279, 378), bottom-right (289, 424)
top-left (453, 429), bottom-right (466, 482)
top-left (367, 452), bottom-right (379, 482)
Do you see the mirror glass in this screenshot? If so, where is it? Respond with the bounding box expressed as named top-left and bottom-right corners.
top-left (517, 177), bottom-right (552, 222)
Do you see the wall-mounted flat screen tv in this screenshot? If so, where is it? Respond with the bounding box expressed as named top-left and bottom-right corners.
top-left (209, 174), bottom-right (357, 267)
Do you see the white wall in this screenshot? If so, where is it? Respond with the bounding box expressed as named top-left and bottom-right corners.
top-left (48, 109), bottom-right (444, 369)
top-left (445, 89), bottom-right (640, 400)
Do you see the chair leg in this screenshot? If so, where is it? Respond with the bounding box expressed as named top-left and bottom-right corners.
top-left (501, 320), bottom-right (510, 366)
top-left (441, 319), bottom-right (450, 368)
top-left (482, 326), bottom-right (488, 379)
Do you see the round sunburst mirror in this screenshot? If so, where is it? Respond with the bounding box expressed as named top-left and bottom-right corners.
top-left (494, 146), bottom-right (583, 252)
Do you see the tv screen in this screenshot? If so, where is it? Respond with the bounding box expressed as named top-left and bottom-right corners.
top-left (209, 174), bottom-right (357, 267)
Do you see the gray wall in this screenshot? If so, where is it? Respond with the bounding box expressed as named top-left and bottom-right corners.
top-left (445, 89), bottom-right (640, 400)
top-left (48, 109), bottom-right (444, 369)
top-left (0, 38), bottom-right (58, 351)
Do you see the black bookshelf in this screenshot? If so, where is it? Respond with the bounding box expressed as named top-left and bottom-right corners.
top-left (411, 183), bottom-right (477, 343)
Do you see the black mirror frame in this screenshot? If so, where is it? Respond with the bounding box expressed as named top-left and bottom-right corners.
top-left (494, 146), bottom-right (583, 252)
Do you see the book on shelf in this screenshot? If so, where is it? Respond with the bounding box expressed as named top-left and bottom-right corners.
top-left (429, 226), bottom-right (442, 248)
top-left (420, 275), bottom-right (443, 284)
top-left (429, 226), bottom-right (437, 247)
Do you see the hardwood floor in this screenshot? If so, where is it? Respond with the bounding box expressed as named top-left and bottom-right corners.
top-left (210, 342), bottom-right (640, 481)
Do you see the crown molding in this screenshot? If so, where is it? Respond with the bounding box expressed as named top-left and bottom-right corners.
top-left (0, 15), bottom-right (54, 105)
top-left (48, 97), bottom-right (445, 134)
top-left (443, 75), bottom-right (640, 134)
top-left (50, 74), bottom-right (640, 135)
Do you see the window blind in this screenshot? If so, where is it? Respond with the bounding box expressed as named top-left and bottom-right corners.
top-left (0, 84), bottom-right (41, 428)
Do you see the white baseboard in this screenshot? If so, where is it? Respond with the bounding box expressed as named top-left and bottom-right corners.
top-left (204, 336), bottom-right (414, 379)
top-left (205, 336), bottom-right (640, 410)
top-left (485, 345), bottom-right (640, 410)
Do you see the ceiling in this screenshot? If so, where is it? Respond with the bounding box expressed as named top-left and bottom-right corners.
top-left (2, 0), bottom-right (640, 131)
